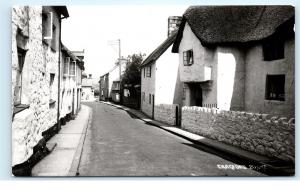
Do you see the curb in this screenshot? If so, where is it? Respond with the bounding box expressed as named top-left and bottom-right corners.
top-left (100, 101), bottom-right (294, 176)
top-left (67, 107), bottom-right (92, 176)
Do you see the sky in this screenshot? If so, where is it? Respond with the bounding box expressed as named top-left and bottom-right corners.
top-left (61, 5), bottom-right (188, 81)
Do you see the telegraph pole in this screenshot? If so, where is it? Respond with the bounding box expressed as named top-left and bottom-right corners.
top-left (118, 39), bottom-right (121, 81)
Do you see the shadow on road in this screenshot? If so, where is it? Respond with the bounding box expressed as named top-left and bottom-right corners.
top-left (181, 142), bottom-right (294, 176)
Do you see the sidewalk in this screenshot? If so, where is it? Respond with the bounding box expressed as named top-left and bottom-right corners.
top-left (100, 101), bottom-right (294, 176)
top-left (31, 105), bottom-right (92, 176)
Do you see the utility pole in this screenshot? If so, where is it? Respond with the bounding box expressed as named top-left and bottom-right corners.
top-left (118, 39), bottom-right (121, 82)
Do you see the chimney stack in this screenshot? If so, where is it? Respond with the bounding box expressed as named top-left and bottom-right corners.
top-left (168, 16), bottom-right (182, 37)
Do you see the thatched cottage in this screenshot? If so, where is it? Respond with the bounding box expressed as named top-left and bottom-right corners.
top-left (172, 6), bottom-right (295, 118)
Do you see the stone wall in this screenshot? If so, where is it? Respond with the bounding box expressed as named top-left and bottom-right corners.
top-left (154, 104), bottom-right (178, 126)
top-left (181, 106), bottom-right (295, 162)
top-left (12, 6), bottom-right (61, 166)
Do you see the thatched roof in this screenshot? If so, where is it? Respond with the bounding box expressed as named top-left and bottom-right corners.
top-left (141, 32), bottom-right (177, 67)
top-left (172, 6), bottom-right (294, 52)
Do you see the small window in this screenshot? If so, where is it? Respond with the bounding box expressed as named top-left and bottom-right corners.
top-left (50, 24), bottom-right (57, 51)
top-left (143, 68), bottom-right (146, 78)
top-left (69, 61), bottom-right (76, 76)
top-left (146, 66), bottom-right (151, 77)
top-left (49, 73), bottom-right (55, 105)
top-left (262, 35), bottom-right (284, 61)
top-left (63, 57), bottom-right (70, 76)
top-left (149, 93), bottom-right (151, 104)
top-left (14, 48), bottom-right (26, 105)
top-left (42, 12), bottom-right (53, 41)
top-left (265, 75), bottom-right (285, 101)
top-left (183, 50), bottom-right (193, 65)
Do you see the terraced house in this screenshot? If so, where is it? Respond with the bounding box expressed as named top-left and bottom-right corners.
top-left (12, 6), bottom-right (84, 175)
top-left (60, 44), bottom-right (84, 121)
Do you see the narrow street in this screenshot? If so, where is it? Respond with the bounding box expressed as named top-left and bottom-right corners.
top-left (78, 102), bottom-right (263, 176)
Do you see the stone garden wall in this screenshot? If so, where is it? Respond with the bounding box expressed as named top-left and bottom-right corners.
top-left (154, 104), bottom-right (178, 126)
top-left (181, 106), bottom-right (295, 162)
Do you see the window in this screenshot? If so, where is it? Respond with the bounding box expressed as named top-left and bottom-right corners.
top-left (14, 48), bottom-right (26, 105)
top-left (183, 50), bottom-right (193, 65)
top-left (42, 12), bottom-right (53, 41)
top-left (69, 61), bottom-right (76, 76)
top-left (49, 73), bottom-right (55, 105)
top-left (63, 57), bottom-right (70, 76)
top-left (262, 35), bottom-right (284, 61)
top-left (146, 66), bottom-right (151, 77)
top-left (50, 24), bottom-right (57, 51)
top-left (265, 75), bottom-right (285, 101)
top-left (143, 68), bottom-right (146, 78)
top-left (149, 93), bottom-right (151, 104)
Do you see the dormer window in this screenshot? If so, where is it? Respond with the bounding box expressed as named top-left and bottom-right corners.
top-left (183, 50), bottom-right (193, 65)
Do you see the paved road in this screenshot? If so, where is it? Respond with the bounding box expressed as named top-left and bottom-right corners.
top-left (79, 102), bottom-right (264, 176)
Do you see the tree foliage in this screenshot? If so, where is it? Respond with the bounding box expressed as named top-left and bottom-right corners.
top-left (121, 53), bottom-right (145, 85)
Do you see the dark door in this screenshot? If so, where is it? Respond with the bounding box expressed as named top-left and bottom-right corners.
top-left (190, 84), bottom-right (202, 107)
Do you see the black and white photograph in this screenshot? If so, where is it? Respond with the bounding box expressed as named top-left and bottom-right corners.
top-left (11, 5), bottom-right (295, 177)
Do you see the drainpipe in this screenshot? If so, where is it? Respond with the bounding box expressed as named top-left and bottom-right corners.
top-left (57, 15), bottom-right (68, 132)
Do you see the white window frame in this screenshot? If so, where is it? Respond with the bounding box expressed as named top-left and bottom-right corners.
top-left (43, 12), bottom-right (53, 40)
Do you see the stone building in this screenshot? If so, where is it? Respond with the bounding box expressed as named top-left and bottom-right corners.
top-left (172, 6), bottom-right (295, 118)
top-left (11, 6), bottom-right (85, 174)
top-left (60, 44), bottom-right (84, 121)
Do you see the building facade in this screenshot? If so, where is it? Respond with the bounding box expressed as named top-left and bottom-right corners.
top-left (82, 74), bottom-right (95, 101)
top-left (99, 58), bottom-right (127, 102)
top-left (171, 6), bottom-right (295, 161)
top-left (99, 73), bottom-right (109, 101)
top-left (172, 6), bottom-right (295, 118)
top-left (60, 45), bottom-right (84, 121)
top-left (12, 6), bottom-right (69, 169)
top-left (140, 16), bottom-right (182, 125)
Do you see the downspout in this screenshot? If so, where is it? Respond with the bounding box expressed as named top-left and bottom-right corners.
top-left (57, 15), bottom-right (68, 132)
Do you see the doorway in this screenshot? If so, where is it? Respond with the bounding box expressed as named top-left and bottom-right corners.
top-left (189, 83), bottom-right (202, 107)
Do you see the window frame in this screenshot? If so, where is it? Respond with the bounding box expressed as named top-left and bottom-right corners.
top-left (265, 74), bottom-right (285, 101)
top-left (183, 49), bottom-right (194, 66)
top-left (69, 61), bottom-right (76, 77)
top-left (63, 57), bottom-right (70, 76)
top-left (14, 47), bottom-right (27, 106)
top-left (42, 12), bottom-right (53, 42)
top-left (146, 66), bottom-right (151, 77)
top-left (49, 73), bottom-right (56, 106)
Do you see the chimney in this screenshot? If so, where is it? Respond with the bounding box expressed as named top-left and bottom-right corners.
top-left (168, 16), bottom-right (182, 37)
